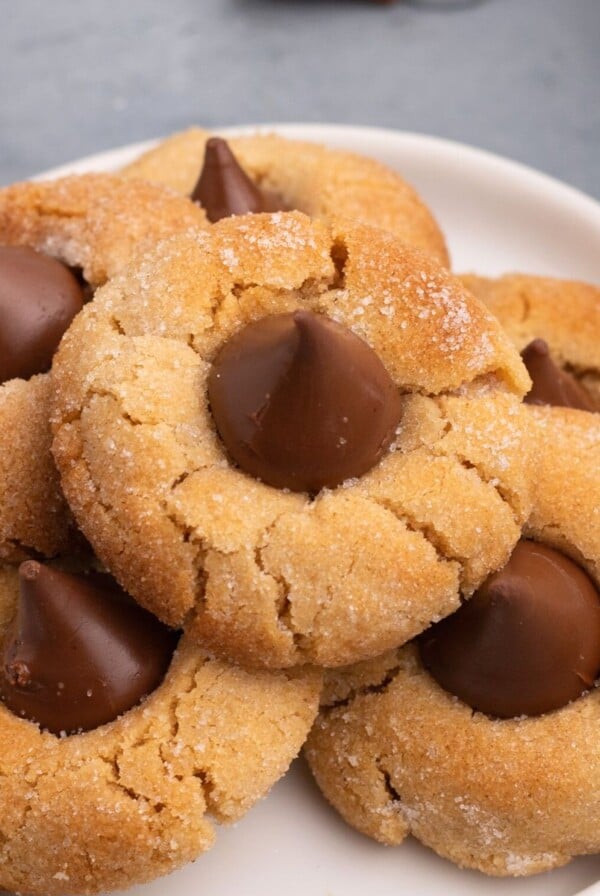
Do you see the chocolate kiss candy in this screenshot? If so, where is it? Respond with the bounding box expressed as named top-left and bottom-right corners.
top-left (0, 246), bottom-right (84, 384)
top-left (0, 562), bottom-right (178, 735)
top-left (208, 310), bottom-right (402, 492)
top-left (420, 540), bottom-right (600, 718)
top-left (190, 137), bottom-right (288, 222)
top-left (522, 338), bottom-right (597, 412)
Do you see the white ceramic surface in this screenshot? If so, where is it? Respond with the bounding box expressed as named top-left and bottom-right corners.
top-left (39, 123), bottom-right (600, 283)
top-left (36, 125), bottom-right (600, 896)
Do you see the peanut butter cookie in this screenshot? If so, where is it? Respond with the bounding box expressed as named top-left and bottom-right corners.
top-left (0, 173), bottom-right (207, 562)
top-left (121, 129), bottom-right (450, 265)
top-left (306, 408), bottom-right (600, 876)
top-left (0, 560), bottom-right (321, 895)
top-left (461, 273), bottom-right (600, 408)
top-left (52, 212), bottom-right (531, 670)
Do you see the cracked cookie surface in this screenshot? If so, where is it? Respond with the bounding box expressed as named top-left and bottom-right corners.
top-left (51, 212), bottom-right (531, 669)
top-left (0, 173), bottom-right (207, 562)
top-left (524, 406), bottom-right (600, 581)
top-left (460, 273), bottom-right (600, 405)
top-left (462, 271), bottom-right (600, 516)
top-left (0, 562), bottom-right (321, 896)
top-left (306, 642), bottom-right (600, 876)
top-left (121, 128), bottom-right (450, 266)
top-left (305, 409), bottom-right (600, 876)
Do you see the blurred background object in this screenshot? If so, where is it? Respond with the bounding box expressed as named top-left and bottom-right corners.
top-left (404, 1), bottom-right (486, 7)
top-left (1, 0), bottom-right (598, 198)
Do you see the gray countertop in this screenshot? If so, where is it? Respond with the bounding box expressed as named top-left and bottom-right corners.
top-left (1, 0), bottom-right (599, 198)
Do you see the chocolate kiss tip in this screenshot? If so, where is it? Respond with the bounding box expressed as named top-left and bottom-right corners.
top-left (1, 562), bottom-right (178, 735)
top-left (293, 308), bottom-right (320, 337)
top-left (524, 338), bottom-right (549, 357)
top-left (19, 560), bottom-right (41, 582)
top-left (208, 310), bottom-right (402, 492)
top-left (293, 309), bottom-right (311, 324)
top-left (191, 137), bottom-right (265, 222)
top-left (293, 308), bottom-right (324, 330)
top-left (420, 540), bottom-right (600, 719)
top-left (202, 138), bottom-right (241, 174)
top-left (521, 337), bottom-right (597, 411)
top-left (205, 136), bottom-right (234, 160)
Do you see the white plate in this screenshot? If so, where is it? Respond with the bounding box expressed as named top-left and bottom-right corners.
top-left (40, 123), bottom-right (600, 283)
top-left (37, 125), bottom-right (600, 896)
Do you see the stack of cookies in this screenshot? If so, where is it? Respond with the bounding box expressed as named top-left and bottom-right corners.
top-left (0, 129), bottom-right (598, 894)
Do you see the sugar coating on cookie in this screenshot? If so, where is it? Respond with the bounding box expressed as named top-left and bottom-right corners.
top-left (305, 409), bottom-right (600, 876)
top-left (462, 272), bottom-right (600, 539)
top-left (0, 173), bottom-right (207, 562)
top-left (306, 642), bottom-right (600, 876)
top-left (0, 562), bottom-right (321, 896)
top-left (0, 375), bottom-right (69, 559)
top-left (0, 173), bottom-right (207, 287)
top-left (51, 212), bottom-right (531, 670)
top-left (525, 407), bottom-right (600, 582)
top-left (121, 128), bottom-right (451, 266)
top-left (461, 273), bottom-right (600, 406)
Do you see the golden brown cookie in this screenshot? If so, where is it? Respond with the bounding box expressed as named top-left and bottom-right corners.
top-left (460, 273), bottom-right (600, 405)
top-left (121, 128), bottom-right (450, 266)
top-left (305, 409), bottom-right (600, 876)
top-left (0, 173), bottom-right (207, 562)
top-left (462, 272), bottom-right (600, 507)
top-left (0, 561), bottom-right (321, 896)
top-left (525, 406), bottom-right (600, 581)
top-left (52, 211), bottom-right (531, 670)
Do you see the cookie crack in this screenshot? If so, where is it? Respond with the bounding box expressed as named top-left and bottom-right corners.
top-left (376, 759), bottom-right (403, 804)
top-left (156, 670), bottom-right (205, 759)
top-left (230, 281), bottom-right (262, 299)
top-left (367, 495), bottom-right (468, 588)
top-left (15, 767), bottom-right (55, 835)
top-left (109, 314), bottom-right (126, 336)
top-left (432, 409), bottom-right (523, 527)
top-left (518, 288), bottom-right (532, 325)
top-left (0, 827), bottom-right (9, 854)
top-left (165, 694), bottom-right (180, 740)
top-left (253, 516), bottom-right (301, 647)
top-left (56, 379), bottom-right (145, 427)
top-left (163, 497), bottom-right (208, 611)
top-left (156, 670), bottom-right (232, 818)
top-left (329, 237), bottom-right (348, 289)
top-left (192, 767), bottom-right (217, 813)
top-left (0, 538), bottom-right (48, 563)
top-left (57, 437), bottom-right (129, 566)
top-left (29, 201), bottom-right (84, 221)
top-left (453, 455), bottom-right (521, 527)
top-left (98, 698), bottom-right (199, 816)
top-left (321, 662), bottom-right (404, 712)
top-left (99, 753), bottom-right (141, 804)
top-left (232, 278), bottom-right (334, 310)
top-left (259, 548), bottom-right (295, 635)
top-left (200, 276), bottom-right (335, 351)
top-left (59, 390), bottom-right (211, 583)
top-left (305, 524), bottom-right (446, 656)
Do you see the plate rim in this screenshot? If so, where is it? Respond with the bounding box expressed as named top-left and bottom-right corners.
top-left (34, 122), bottom-right (600, 229)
